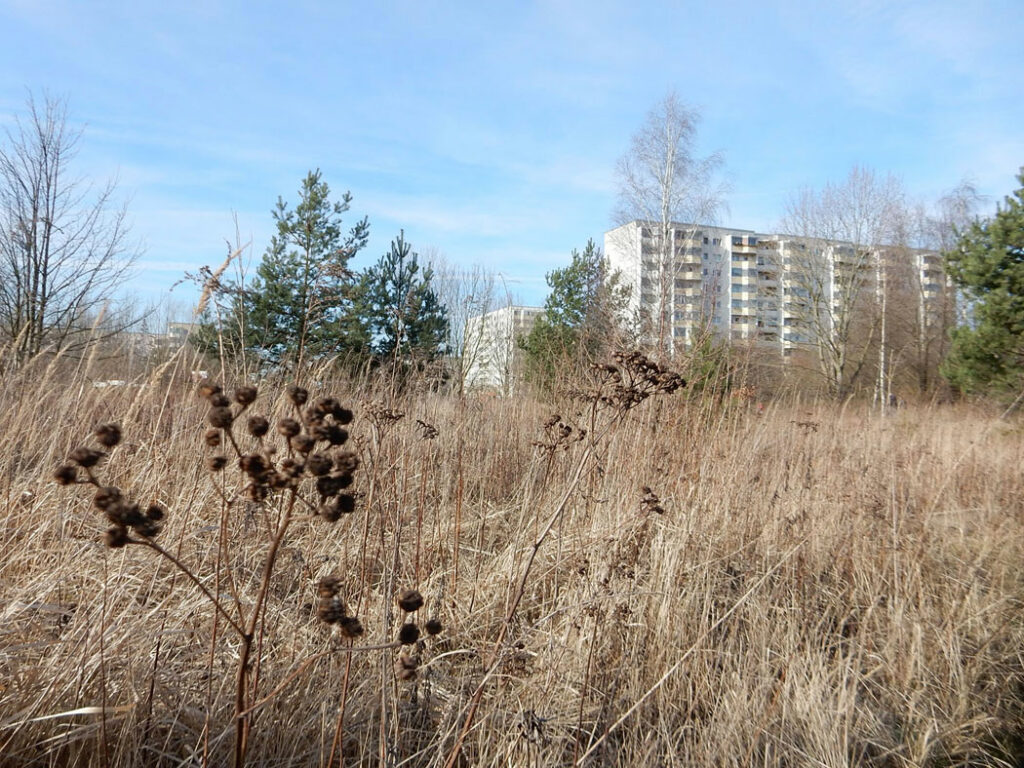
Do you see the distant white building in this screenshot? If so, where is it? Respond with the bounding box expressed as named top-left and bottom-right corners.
top-left (463, 305), bottom-right (543, 392)
top-left (605, 220), bottom-right (947, 359)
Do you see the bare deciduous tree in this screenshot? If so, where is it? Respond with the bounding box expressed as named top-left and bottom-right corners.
top-left (0, 94), bottom-right (136, 364)
top-left (779, 166), bottom-right (904, 399)
top-left (613, 91), bottom-right (725, 357)
top-left (426, 252), bottom-right (499, 395)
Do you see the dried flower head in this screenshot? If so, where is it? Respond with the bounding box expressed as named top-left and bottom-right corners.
top-left (146, 504), bottom-right (166, 521)
top-left (338, 616), bottom-right (364, 638)
top-left (318, 575), bottom-right (343, 598)
top-left (233, 386), bottom-right (258, 406)
top-left (287, 385), bottom-right (308, 406)
top-left (277, 418), bottom-right (301, 438)
top-left (207, 407), bottom-right (234, 429)
top-left (207, 455), bottom-right (228, 472)
top-left (204, 428), bottom-right (222, 447)
top-left (306, 453), bottom-right (333, 476)
top-left (424, 618), bottom-right (443, 636)
top-left (54, 464), bottom-right (78, 485)
top-left (398, 622), bottom-right (420, 645)
top-left (197, 382), bottom-right (222, 400)
top-left (69, 447), bottom-right (104, 468)
top-left (104, 526), bottom-right (129, 548)
top-left (247, 415), bottom-right (270, 438)
top-left (94, 423), bottom-right (122, 448)
top-left (397, 589), bottom-right (424, 613)
top-left (333, 405), bottom-right (354, 425)
top-left (336, 493), bottom-right (356, 514)
top-left (93, 486), bottom-right (123, 510)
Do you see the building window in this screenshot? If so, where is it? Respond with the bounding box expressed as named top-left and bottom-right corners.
top-left (703, 236), bottom-right (709, 244)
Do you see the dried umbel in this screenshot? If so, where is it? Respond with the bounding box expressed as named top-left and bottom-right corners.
top-left (533, 415), bottom-right (586, 456)
top-left (415, 419), bottom-right (438, 440)
top-left (575, 351), bottom-right (686, 413)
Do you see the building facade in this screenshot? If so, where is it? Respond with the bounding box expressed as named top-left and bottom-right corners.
top-left (462, 305), bottom-right (543, 392)
top-left (605, 220), bottom-right (947, 360)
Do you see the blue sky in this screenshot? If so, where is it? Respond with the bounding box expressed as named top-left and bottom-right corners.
top-left (0, 0), bottom-right (1020, 314)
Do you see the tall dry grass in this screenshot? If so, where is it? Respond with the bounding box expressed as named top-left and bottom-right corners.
top-left (1, 348), bottom-right (1022, 767)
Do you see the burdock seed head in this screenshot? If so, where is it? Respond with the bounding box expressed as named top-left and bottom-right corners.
top-left (69, 447), bottom-right (103, 468)
top-left (337, 493), bottom-right (356, 514)
top-left (318, 575), bottom-right (343, 598)
top-left (146, 504), bottom-right (165, 521)
top-left (207, 407), bottom-right (234, 429)
top-left (312, 397), bottom-right (339, 417)
top-left (287, 385), bottom-right (308, 406)
top-left (424, 618), bottom-right (442, 636)
top-left (197, 382), bottom-right (222, 400)
top-left (209, 393), bottom-right (231, 408)
top-left (338, 616), bottom-right (364, 639)
top-left (54, 464), bottom-right (78, 485)
top-left (247, 415), bottom-right (270, 438)
top-left (306, 453), bottom-right (333, 476)
top-left (277, 418), bottom-right (301, 438)
top-left (234, 385), bottom-right (258, 406)
top-left (395, 654), bottom-right (419, 681)
top-left (94, 423), bottom-right (122, 448)
top-left (398, 622), bottom-right (420, 645)
top-left (333, 405), bottom-right (354, 425)
top-left (104, 526), bottom-right (129, 548)
top-left (204, 428), bottom-right (222, 447)
top-left (93, 486), bottom-right (123, 510)
top-left (207, 455), bottom-right (228, 472)
top-left (291, 434), bottom-right (315, 454)
top-left (317, 597), bottom-right (346, 624)
top-left (397, 589), bottom-right (424, 613)
top-left (334, 451), bottom-right (359, 474)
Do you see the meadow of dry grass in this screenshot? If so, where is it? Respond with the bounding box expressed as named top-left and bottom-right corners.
top-left (1, 350), bottom-right (1023, 767)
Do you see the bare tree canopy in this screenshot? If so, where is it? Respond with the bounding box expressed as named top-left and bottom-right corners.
top-left (613, 91), bottom-right (726, 355)
top-left (0, 93), bottom-right (136, 363)
top-left (779, 166), bottom-right (905, 399)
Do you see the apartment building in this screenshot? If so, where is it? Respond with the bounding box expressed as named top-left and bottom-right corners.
top-left (462, 304), bottom-right (544, 392)
top-left (605, 220), bottom-right (947, 358)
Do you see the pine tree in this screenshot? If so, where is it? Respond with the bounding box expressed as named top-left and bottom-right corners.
top-left (359, 231), bottom-right (449, 368)
top-left (942, 169), bottom-right (1024, 397)
top-left (196, 170), bottom-right (369, 369)
top-left (521, 239), bottom-right (629, 386)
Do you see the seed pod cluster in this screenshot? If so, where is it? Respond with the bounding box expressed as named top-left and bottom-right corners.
top-left (316, 576), bottom-right (364, 638)
top-left (197, 382), bottom-right (362, 515)
top-left (54, 423), bottom-right (166, 547)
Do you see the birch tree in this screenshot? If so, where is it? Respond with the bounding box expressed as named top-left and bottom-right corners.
top-left (613, 91), bottom-right (725, 357)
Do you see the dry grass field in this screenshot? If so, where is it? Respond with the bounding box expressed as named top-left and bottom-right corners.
top-left (1, 350), bottom-right (1023, 767)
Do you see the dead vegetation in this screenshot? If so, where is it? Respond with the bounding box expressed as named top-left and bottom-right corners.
top-left (1, 348), bottom-right (1023, 767)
